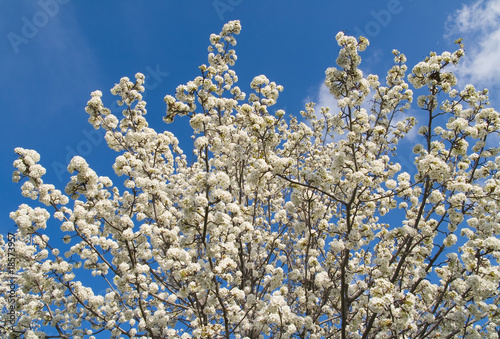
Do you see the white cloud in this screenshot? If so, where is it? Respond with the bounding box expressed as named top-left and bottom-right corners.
top-left (316, 82), bottom-right (339, 114)
top-left (307, 80), bottom-right (421, 143)
top-left (445, 0), bottom-right (500, 89)
top-left (300, 82), bottom-right (340, 143)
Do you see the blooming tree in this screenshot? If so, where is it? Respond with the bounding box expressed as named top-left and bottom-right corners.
top-left (2, 20), bottom-right (500, 338)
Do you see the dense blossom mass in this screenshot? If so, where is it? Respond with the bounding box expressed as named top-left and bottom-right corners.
top-left (2, 20), bottom-right (500, 338)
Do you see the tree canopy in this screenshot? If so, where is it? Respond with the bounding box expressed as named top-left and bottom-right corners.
top-left (2, 20), bottom-right (500, 338)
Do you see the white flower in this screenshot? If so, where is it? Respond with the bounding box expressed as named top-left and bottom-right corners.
top-left (385, 179), bottom-right (397, 190)
top-left (443, 234), bottom-right (457, 247)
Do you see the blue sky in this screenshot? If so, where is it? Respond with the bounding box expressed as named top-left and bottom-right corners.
top-left (1, 0), bottom-right (499, 235)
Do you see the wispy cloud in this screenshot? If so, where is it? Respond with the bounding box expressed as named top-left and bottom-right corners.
top-left (445, 0), bottom-right (500, 89)
top-left (313, 82), bottom-right (339, 115)
top-left (1, 2), bottom-right (100, 116)
top-left (306, 78), bottom-right (422, 162)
